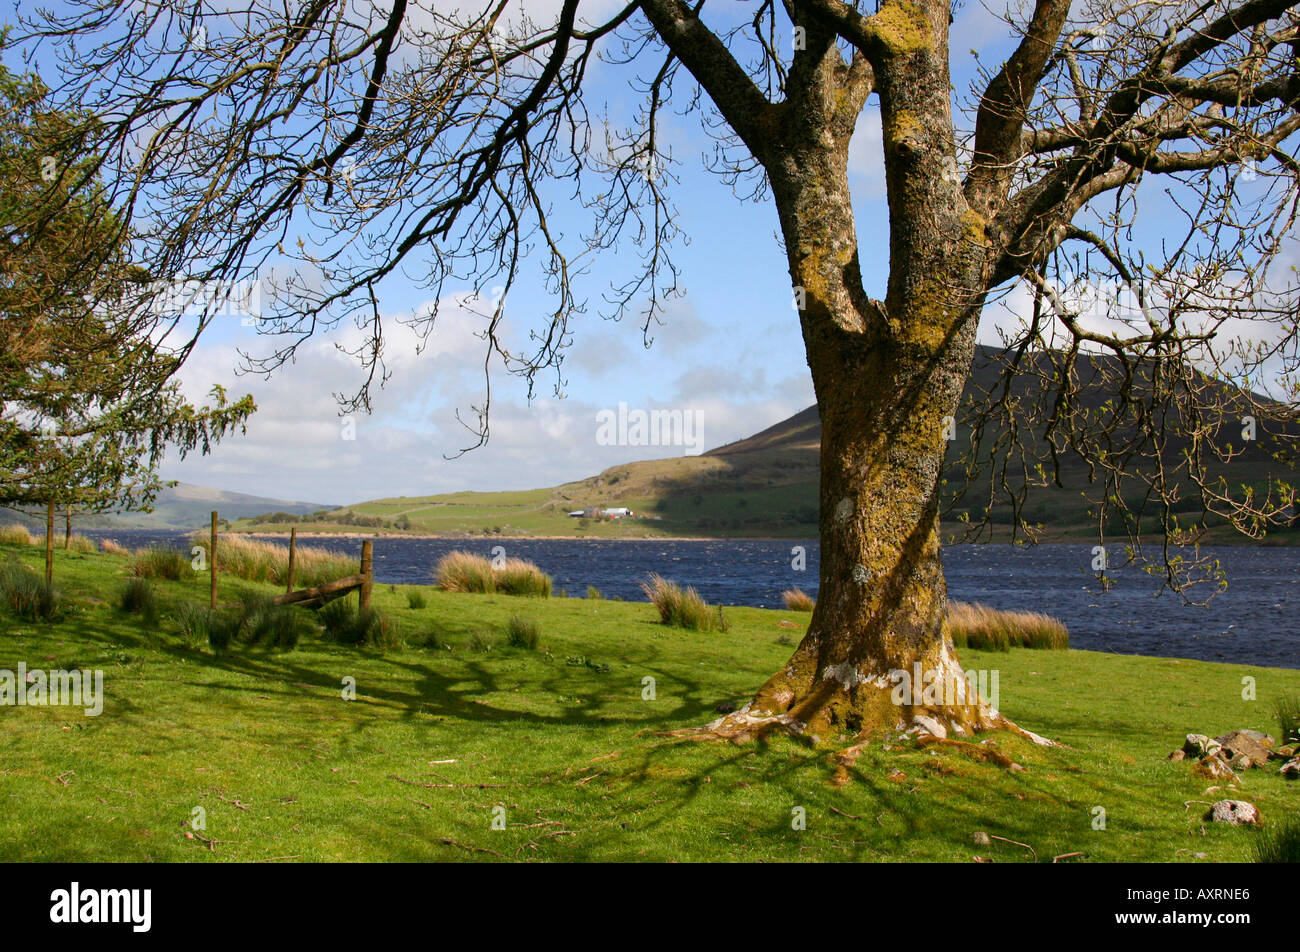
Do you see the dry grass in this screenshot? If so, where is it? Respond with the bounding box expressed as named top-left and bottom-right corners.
top-left (131, 546), bottom-right (189, 580)
top-left (945, 601), bottom-right (1069, 651)
top-left (434, 551), bottom-right (552, 597)
top-left (641, 573), bottom-right (729, 632)
top-left (65, 534), bottom-right (97, 554)
top-left (781, 587), bottom-right (816, 612)
top-left (192, 532), bottom-right (357, 590)
top-left (98, 539), bottom-right (130, 556)
top-left (0, 525), bottom-right (35, 546)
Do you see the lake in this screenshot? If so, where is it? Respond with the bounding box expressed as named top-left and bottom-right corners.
top-left (81, 530), bottom-right (1300, 669)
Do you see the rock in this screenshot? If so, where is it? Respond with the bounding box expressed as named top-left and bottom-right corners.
top-left (972, 831), bottom-right (991, 847)
top-left (887, 768), bottom-right (907, 783)
top-left (1168, 749), bottom-right (1187, 762)
top-left (1183, 733), bottom-right (1210, 756)
top-left (1280, 758), bottom-right (1300, 780)
top-left (1193, 755), bottom-right (1236, 780)
top-left (911, 714), bottom-right (948, 739)
top-left (1272, 743), bottom-right (1298, 760)
top-left (1204, 800), bottom-right (1261, 827)
top-left (1211, 728), bottom-right (1274, 749)
top-left (1214, 731), bottom-right (1273, 768)
top-left (713, 700), bottom-right (738, 714)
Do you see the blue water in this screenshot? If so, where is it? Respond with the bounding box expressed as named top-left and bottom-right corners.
top-left (83, 530), bottom-right (1299, 669)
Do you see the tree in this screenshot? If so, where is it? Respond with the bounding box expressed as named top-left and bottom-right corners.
top-left (0, 58), bottom-right (255, 518)
top-left (14, 0), bottom-right (1300, 746)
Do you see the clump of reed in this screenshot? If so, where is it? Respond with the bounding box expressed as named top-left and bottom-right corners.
top-left (945, 601), bottom-right (1069, 651)
top-left (781, 588), bottom-right (816, 612)
top-left (506, 614), bottom-right (541, 650)
top-left (641, 573), bottom-right (729, 633)
top-left (434, 551), bottom-right (552, 597)
top-left (191, 532), bottom-right (356, 590)
top-left (318, 600), bottom-right (400, 649)
top-left (131, 546), bottom-right (189, 580)
top-left (0, 560), bottom-right (59, 621)
top-left (0, 525), bottom-right (34, 546)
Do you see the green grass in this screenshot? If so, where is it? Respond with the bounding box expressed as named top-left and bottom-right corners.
top-left (0, 538), bottom-right (1297, 862)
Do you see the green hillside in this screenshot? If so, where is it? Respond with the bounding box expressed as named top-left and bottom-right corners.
top-left (234, 347), bottom-right (1300, 543)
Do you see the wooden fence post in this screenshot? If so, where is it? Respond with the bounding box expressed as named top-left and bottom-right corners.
top-left (45, 501), bottom-right (54, 587)
top-left (286, 526), bottom-right (297, 593)
top-left (210, 511), bottom-right (218, 610)
top-left (359, 540), bottom-right (373, 612)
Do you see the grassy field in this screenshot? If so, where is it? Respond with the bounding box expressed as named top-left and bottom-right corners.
top-left (1, 540), bottom-right (1296, 862)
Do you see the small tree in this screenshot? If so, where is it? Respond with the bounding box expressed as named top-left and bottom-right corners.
top-left (0, 59), bottom-right (254, 519)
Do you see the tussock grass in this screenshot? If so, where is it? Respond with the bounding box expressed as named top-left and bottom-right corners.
top-left (945, 601), bottom-right (1069, 651)
top-left (1274, 693), bottom-right (1300, 745)
top-left (118, 578), bottom-right (159, 627)
top-left (435, 552), bottom-right (496, 592)
top-left (506, 614), bottom-right (540, 650)
top-left (1254, 817), bottom-right (1300, 863)
top-left (406, 589), bottom-right (427, 610)
top-left (586, 585), bottom-right (602, 600)
top-left (781, 587), bottom-right (816, 612)
top-left (0, 525), bottom-right (35, 546)
top-left (98, 539), bottom-right (130, 556)
top-left (132, 546), bottom-right (189, 580)
top-left (319, 600), bottom-right (399, 649)
top-left (0, 560), bottom-right (59, 621)
top-left (0, 526), bottom-right (94, 554)
top-left (434, 551), bottom-right (552, 597)
top-left (193, 532), bottom-right (356, 590)
top-left (235, 593), bottom-right (309, 650)
top-left (173, 603), bottom-right (214, 648)
top-left (65, 534), bottom-right (96, 554)
top-left (642, 573), bottom-right (729, 632)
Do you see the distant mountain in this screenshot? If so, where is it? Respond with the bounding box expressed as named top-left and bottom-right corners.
top-left (1, 483), bottom-right (334, 532)
top-left (238, 345), bottom-right (1299, 542)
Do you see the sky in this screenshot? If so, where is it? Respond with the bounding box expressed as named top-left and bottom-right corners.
top-left (148, 1), bottom-right (1015, 505)
top-left (8, 1), bottom-right (1293, 506)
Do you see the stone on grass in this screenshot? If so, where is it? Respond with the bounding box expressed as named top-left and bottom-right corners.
top-left (1193, 755), bottom-right (1236, 781)
top-left (1213, 731), bottom-right (1273, 768)
top-left (1204, 800), bottom-right (1261, 827)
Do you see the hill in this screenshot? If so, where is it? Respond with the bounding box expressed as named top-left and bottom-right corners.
top-left (234, 346), bottom-right (1300, 542)
top-left (2, 483), bottom-right (333, 532)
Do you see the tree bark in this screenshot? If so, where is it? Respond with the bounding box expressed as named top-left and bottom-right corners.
top-left (707, 7), bottom-right (1051, 747)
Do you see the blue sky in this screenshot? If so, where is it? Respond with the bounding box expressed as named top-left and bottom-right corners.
top-left (148, 2), bottom-right (1017, 505)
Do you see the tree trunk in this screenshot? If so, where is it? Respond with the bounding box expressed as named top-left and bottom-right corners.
top-left (707, 41), bottom-right (1051, 746)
